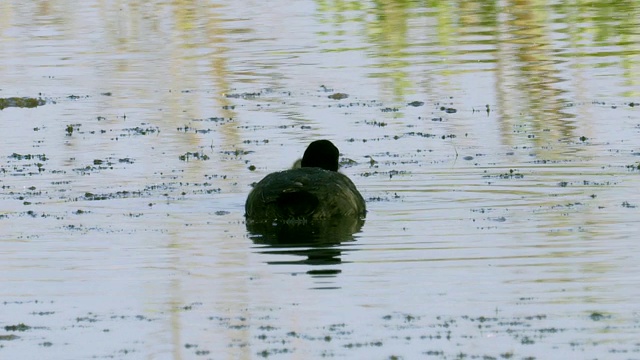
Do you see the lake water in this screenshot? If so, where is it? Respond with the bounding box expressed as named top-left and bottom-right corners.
top-left (1, 1), bottom-right (640, 359)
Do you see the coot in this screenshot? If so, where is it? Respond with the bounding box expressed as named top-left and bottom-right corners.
top-left (245, 140), bottom-right (366, 224)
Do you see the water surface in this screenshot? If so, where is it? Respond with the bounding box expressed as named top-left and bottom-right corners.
top-left (1, 1), bottom-right (640, 359)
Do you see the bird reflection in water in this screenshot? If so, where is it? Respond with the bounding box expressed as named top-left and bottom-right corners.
top-left (246, 216), bottom-right (364, 269)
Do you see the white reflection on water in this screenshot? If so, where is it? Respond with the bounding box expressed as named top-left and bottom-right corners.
top-left (1, 0), bottom-right (640, 359)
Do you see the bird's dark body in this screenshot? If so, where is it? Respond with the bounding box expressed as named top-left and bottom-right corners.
top-left (245, 167), bottom-right (366, 224)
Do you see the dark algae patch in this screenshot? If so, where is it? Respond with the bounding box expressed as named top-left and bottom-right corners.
top-left (179, 151), bottom-right (210, 161)
top-left (0, 97), bottom-right (45, 110)
top-left (4, 323), bottom-right (31, 332)
top-left (8, 153), bottom-right (48, 161)
top-left (626, 162), bottom-right (640, 170)
top-left (589, 312), bottom-right (610, 321)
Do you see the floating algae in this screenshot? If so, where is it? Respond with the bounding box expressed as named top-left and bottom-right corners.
top-left (0, 97), bottom-right (45, 110)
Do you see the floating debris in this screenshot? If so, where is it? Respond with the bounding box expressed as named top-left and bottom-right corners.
top-left (440, 106), bottom-right (457, 113)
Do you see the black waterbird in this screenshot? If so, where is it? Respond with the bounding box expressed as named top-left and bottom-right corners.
top-left (245, 140), bottom-right (366, 226)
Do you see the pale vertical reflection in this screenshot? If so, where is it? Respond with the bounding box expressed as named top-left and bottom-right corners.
top-left (157, 2), bottom-right (249, 359)
top-left (366, 1), bottom-right (412, 102)
top-left (72, 0), bottom-right (252, 357)
top-left (495, 0), bottom-right (575, 157)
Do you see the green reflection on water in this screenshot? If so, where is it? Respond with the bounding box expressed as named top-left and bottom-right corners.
top-left (314, 0), bottom-right (639, 157)
top-left (314, 0), bottom-right (639, 96)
